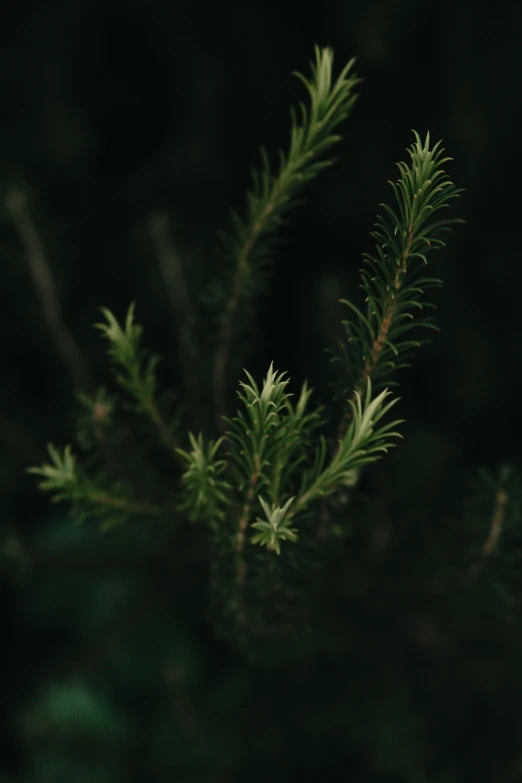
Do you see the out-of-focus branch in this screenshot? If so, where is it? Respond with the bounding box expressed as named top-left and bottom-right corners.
top-left (462, 487), bottom-right (508, 583)
top-left (6, 189), bottom-right (92, 391)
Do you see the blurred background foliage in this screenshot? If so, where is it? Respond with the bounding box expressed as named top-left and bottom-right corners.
top-left (2, 0), bottom-right (522, 780)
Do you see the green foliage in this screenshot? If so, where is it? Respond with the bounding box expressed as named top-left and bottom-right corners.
top-left (27, 443), bottom-right (176, 530)
top-left (329, 131), bottom-right (464, 406)
top-left (95, 303), bottom-right (159, 406)
top-left (293, 379), bottom-right (403, 510)
top-left (205, 46), bottom-right (361, 418)
top-left (26, 45), bottom-right (472, 618)
top-left (20, 47), bottom-right (522, 781)
top-left (95, 303), bottom-right (183, 459)
top-left (214, 45), bottom-right (360, 271)
top-left (175, 433), bottom-right (232, 526)
top-left (171, 363), bottom-right (402, 557)
top-left (251, 495), bottom-right (298, 554)
top-left (223, 362), bottom-right (325, 510)
top-left (27, 444), bottom-right (78, 501)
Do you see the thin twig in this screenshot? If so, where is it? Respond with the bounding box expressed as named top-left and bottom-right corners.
top-left (6, 189), bottom-right (92, 391)
top-left (143, 393), bottom-right (183, 458)
top-left (338, 227), bottom-right (414, 443)
top-left (213, 206), bottom-right (273, 433)
top-left (461, 487), bottom-right (508, 583)
top-left (235, 455), bottom-right (261, 586)
top-left (87, 490), bottom-right (177, 517)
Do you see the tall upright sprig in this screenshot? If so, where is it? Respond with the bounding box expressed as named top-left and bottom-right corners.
top-left (209, 46), bottom-right (361, 428)
top-left (223, 363), bottom-right (317, 572)
top-left (330, 131), bottom-right (463, 439)
top-left (222, 366), bottom-right (401, 563)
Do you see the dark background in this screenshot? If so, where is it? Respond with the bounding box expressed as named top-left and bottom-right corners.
top-left (1, 0), bottom-right (522, 781)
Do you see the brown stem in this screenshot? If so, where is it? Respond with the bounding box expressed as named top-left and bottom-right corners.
top-left (461, 487), bottom-right (508, 583)
top-left (339, 227), bottom-right (414, 440)
top-left (212, 141), bottom-right (325, 431)
top-left (213, 205), bottom-right (274, 432)
top-left (235, 456), bottom-right (260, 585)
top-left (6, 189), bottom-right (92, 391)
top-left (318, 229), bottom-right (415, 540)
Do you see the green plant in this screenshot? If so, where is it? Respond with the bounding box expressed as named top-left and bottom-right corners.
top-left (26, 45), bottom-right (521, 659)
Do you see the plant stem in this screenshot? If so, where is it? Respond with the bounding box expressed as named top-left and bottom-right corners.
top-left (318, 229), bottom-right (414, 540)
top-left (6, 189), bottom-right (92, 391)
top-left (339, 227), bottom-right (414, 441)
top-left (462, 487), bottom-right (508, 583)
top-left (213, 205), bottom-right (273, 432)
top-left (235, 455), bottom-right (261, 585)
top-left (87, 489), bottom-right (176, 518)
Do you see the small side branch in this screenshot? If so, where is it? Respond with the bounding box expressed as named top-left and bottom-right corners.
top-left (95, 305), bottom-right (184, 462)
top-left (213, 211), bottom-right (271, 432)
top-left (6, 189), bottom-right (92, 391)
top-left (462, 487), bottom-right (508, 583)
top-left (142, 387), bottom-right (182, 458)
top-left (86, 490), bottom-right (176, 517)
top-left (235, 456), bottom-right (260, 585)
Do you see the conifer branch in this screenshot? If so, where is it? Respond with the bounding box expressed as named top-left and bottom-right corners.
top-left (95, 304), bottom-right (184, 464)
top-left (182, 365), bottom-right (402, 562)
top-left (27, 444), bottom-right (178, 529)
top-left (6, 189), bottom-right (92, 391)
top-left (175, 433), bottom-right (232, 527)
top-left (23, 45), bottom-right (473, 654)
top-left (224, 363), bottom-right (298, 581)
top-left (291, 379), bottom-right (403, 518)
top-left (174, 362), bottom-right (401, 585)
top-left (210, 46), bottom-right (360, 428)
top-left (250, 495), bottom-right (297, 556)
top-left (330, 131), bottom-right (463, 441)
top-left (461, 468), bottom-right (513, 584)
top-left (319, 132), bottom-right (463, 539)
